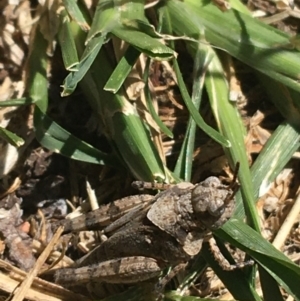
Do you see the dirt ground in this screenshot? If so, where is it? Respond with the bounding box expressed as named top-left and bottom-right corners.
top-left (0, 0), bottom-right (300, 300)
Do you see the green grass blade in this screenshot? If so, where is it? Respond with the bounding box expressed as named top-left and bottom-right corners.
top-left (257, 73), bottom-right (300, 132)
top-left (251, 123), bottom-right (300, 202)
top-left (104, 45), bottom-right (141, 93)
top-left (176, 255), bottom-right (208, 295)
top-left (166, 0), bottom-right (300, 93)
top-left (112, 23), bottom-right (175, 60)
top-left (0, 127), bottom-right (24, 147)
top-left (201, 244), bottom-right (261, 301)
top-left (173, 59), bottom-right (230, 148)
top-left (84, 50), bottom-right (170, 181)
top-left (64, 9), bottom-right (174, 182)
top-left (203, 49), bottom-right (264, 300)
top-left (258, 267), bottom-right (284, 301)
top-left (110, 0), bottom-right (175, 60)
top-left (229, 124), bottom-right (300, 220)
top-left (205, 50), bottom-right (259, 231)
top-left (217, 219), bottom-right (300, 300)
top-left (62, 0), bottom-right (118, 95)
top-left (115, 0), bottom-right (146, 20)
top-left (162, 0), bottom-right (300, 214)
top-left (0, 98), bottom-right (34, 106)
top-left (34, 107), bottom-right (118, 166)
top-left (62, 35), bottom-right (105, 96)
top-left (62, 0), bottom-right (90, 32)
top-left (26, 29), bottom-right (48, 114)
top-left (85, 0), bottom-right (118, 43)
top-left (27, 26), bottom-right (118, 167)
top-left (174, 43), bottom-right (213, 180)
top-left (58, 8), bottom-right (79, 71)
top-left (143, 59), bottom-right (173, 138)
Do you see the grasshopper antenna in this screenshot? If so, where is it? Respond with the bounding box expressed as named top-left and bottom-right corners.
top-left (223, 162), bottom-right (240, 206)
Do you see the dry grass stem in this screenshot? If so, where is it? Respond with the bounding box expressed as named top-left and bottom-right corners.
top-left (272, 190), bottom-right (300, 250)
top-left (11, 226), bottom-right (64, 301)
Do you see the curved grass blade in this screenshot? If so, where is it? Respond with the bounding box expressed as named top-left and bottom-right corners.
top-left (62, 0), bottom-right (90, 32)
top-left (203, 49), bottom-right (263, 300)
top-left (79, 50), bottom-right (172, 181)
top-left (205, 50), bottom-right (259, 231)
top-left (217, 219), bottom-right (300, 301)
top-left (112, 24), bottom-right (175, 60)
top-left (111, 0), bottom-right (174, 60)
top-left (166, 0), bottom-right (300, 93)
top-left (161, 3), bottom-right (299, 299)
top-left (62, 0), bottom-right (117, 95)
top-left (107, 103), bottom-right (169, 181)
top-left (62, 7), bottom-right (174, 182)
top-left (62, 34), bottom-right (105, 96)
top-left (173, 59), bottom-right (230, 148)
top-left (200, 26), bottom-right (298, 301)
top-left (34, 107), bottom-right (118, 166)
top-left (27, 25), bottom-right (119, 167)
top-left (174, 42), bottom-right (213, 180)
top-left (85, 0), bottom-right (118, 44)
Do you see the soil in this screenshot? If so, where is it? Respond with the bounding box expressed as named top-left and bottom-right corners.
top-left (0, 0), bottom-right (300, 300)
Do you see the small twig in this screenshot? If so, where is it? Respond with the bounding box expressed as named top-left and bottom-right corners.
top-left (11, 226), bottom-right (64, 301)
top-left (272, 191), bottom-right (300, 250)
top-left (32, 239), bottom-right (74, 266)
top-left (0, 260), bottom-right (90, 301)
top-left (286, 295), bottom-right (294, 301)
top-left (261, 8), bottom-right (300, 24)
top-left (86, 179), bottom-right (99, 211)
top-left (0, 176), bottom-right (22, 198)
top-left (145, 0), bottom-right (160, 9)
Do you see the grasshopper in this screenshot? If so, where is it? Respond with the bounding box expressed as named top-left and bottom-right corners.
top-left (53, 172), bottom-right (245, 289)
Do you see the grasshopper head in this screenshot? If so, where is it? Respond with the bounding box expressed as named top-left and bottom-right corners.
top-left (191, 177), bottom-right (236, 230)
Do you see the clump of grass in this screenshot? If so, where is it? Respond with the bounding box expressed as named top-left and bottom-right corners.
top-left (2, 0), bottom-right (300, 300)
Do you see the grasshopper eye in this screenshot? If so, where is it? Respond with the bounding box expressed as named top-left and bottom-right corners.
top-left (208, 204), bottom-right (225, 217)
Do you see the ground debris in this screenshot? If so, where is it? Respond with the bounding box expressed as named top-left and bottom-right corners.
top-left (0, 201), bottom-right (35, 271)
